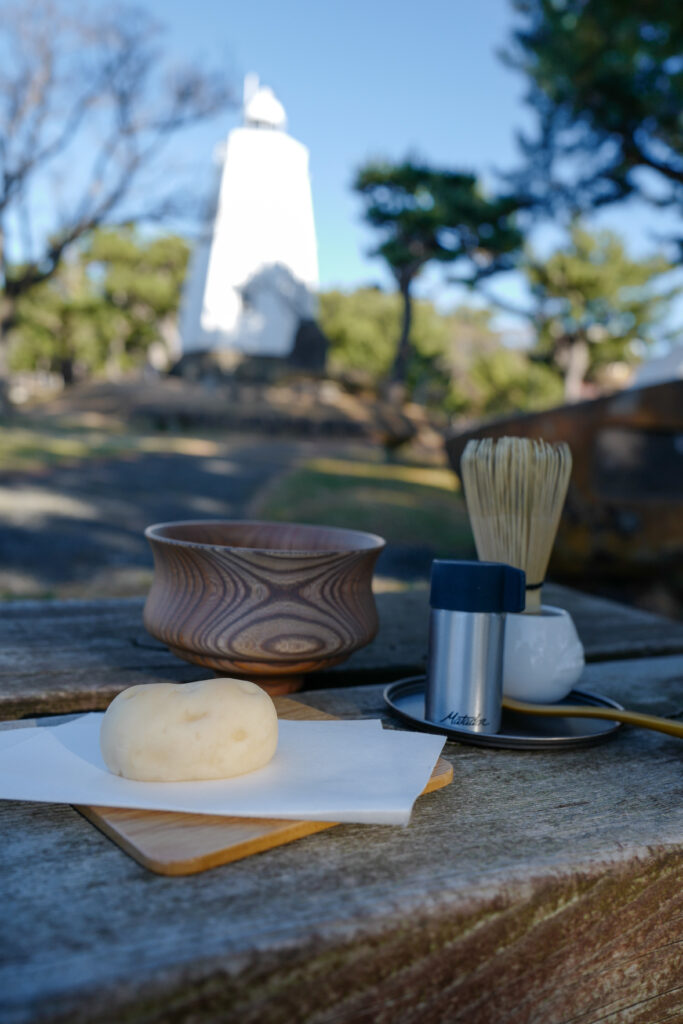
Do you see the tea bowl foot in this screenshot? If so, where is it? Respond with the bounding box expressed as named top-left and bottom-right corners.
top-left (218, 673), bottom-right (304, 697)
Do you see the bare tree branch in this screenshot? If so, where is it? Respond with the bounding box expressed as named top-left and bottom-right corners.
top-left (0, 0), bottom-right (235, 325)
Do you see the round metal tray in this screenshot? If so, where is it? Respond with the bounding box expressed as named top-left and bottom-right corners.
top-left (383, 676), bottom-right (623, 750)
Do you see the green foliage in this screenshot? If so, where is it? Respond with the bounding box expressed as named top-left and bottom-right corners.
top-left (87, 228), bottom-right (189, 318)
top-left (9, 227), bottom-right (189, 382)
top-left (9, 264), bottom-right (113, 382)
top-left (354, 162), bottom-right (522, 284)
top-left (85, 226), bottom-right (189, 366)
top-left (462, 348), bottom-right (564, 416)
top-left (319, 288), bottom-right (449, 380)
top-left (353, 160), bottom-right (523, 383)
top-left (254, 455), bottom-right (475, 557)
top-left (525, 223), bottom-right (677, 392)
top-left (508, 0), bottom-right (683, 216)
top-left (319, 286), bottom-right (563, 417)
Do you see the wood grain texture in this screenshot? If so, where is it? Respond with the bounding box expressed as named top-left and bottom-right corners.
top-left (1, 585), bottom-right (683, 720)
top-left (75, 696), bottom-right (453, 875)
top-left (444, 380), bottom-right (683, 580)
top-left (2, 588), bottom-right (681, 1023)
top-left (1, 664), bottom-right (682, 1024)
top-left (143, 520), bottom-right (385, 693)
top-left (1, 586), bottom-right (683, 720)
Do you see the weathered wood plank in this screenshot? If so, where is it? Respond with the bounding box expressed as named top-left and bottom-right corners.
top-left (1, 656), bottom-right (682, 1023)
top-left (543, 583), bottom-right (683, 662)
top-left (2, 586), bottom-right (682, 719)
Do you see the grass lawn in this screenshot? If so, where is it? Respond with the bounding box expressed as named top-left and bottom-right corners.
top-left (253, 455), bottom-right (475, 559)
top-left (0, 416), bottom-right (475, 599)
top-left (0, 420), bottom-right (225, 472)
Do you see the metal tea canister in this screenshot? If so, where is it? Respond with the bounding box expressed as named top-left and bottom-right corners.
top-left (425, 560), bottom-right (526, 735)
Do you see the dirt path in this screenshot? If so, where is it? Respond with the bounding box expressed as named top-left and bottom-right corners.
top-left (1, 375), bottom-right (454, 599)
top-left (0, 436), bottom-right (309, 598)
top-left (1, 432), bottom-right (449, 599)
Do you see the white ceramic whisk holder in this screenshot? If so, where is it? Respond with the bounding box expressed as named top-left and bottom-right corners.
top-left (503, 605), bottom-right (585, 704)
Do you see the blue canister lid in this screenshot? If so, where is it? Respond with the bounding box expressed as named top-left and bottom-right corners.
top-left (430, 560), bottom-right (526, 614)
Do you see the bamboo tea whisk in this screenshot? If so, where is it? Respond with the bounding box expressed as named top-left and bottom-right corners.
top-left (461, 437), bottom-right (572, 613)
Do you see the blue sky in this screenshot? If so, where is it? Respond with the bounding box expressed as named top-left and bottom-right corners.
top-left (144, 0), bottom-right (532, 296)
top-left (23, 0), bottom-right (682, 340)
top-left (137, 0), bottom-right (681, 339)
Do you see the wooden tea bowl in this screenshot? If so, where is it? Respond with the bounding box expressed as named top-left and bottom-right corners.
top-left (143, 520), bottom-right (386, 695)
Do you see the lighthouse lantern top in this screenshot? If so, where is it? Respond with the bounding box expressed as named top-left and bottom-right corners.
top-left (243, 73), bottom-right (287, 131)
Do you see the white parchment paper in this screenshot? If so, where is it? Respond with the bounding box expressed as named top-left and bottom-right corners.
top-left (0, 715), bottom-right (446, 825)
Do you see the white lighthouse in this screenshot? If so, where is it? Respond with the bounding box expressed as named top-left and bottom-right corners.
top-left (178, 75), bottom-right (319, 358)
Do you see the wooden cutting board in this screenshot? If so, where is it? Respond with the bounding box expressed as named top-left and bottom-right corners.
top-left (76, 698), bottom-right (453, 876)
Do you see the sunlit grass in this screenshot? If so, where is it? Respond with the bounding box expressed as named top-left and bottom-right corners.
top-left (305, 457), bottom-right (459, 492)
top-left (0, 428), bottom-right (118, 470)
top-left (254, 455), bottom-right (473, 556)
top-left (0, 423), bottom-right (223, 471)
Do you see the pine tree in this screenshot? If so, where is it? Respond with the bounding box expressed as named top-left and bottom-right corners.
top-left (526, 223), bottom-right (677, 398)
top-left (354, 161), bottom-right (522, 388)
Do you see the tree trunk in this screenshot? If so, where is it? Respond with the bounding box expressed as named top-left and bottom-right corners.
top-left (563, 337), bottom-right (590, 402)
top-left (390, 276), bottom-right (414, 386)
top-left (60, 357), bottom-right (75, 387)
top-left (0, 296), bottom-right (15, 416)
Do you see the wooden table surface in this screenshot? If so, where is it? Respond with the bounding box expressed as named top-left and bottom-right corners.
top-left (1, 586), bottom-right (682, 1024)
top-left (3, 583), bottom-right (683, 720)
